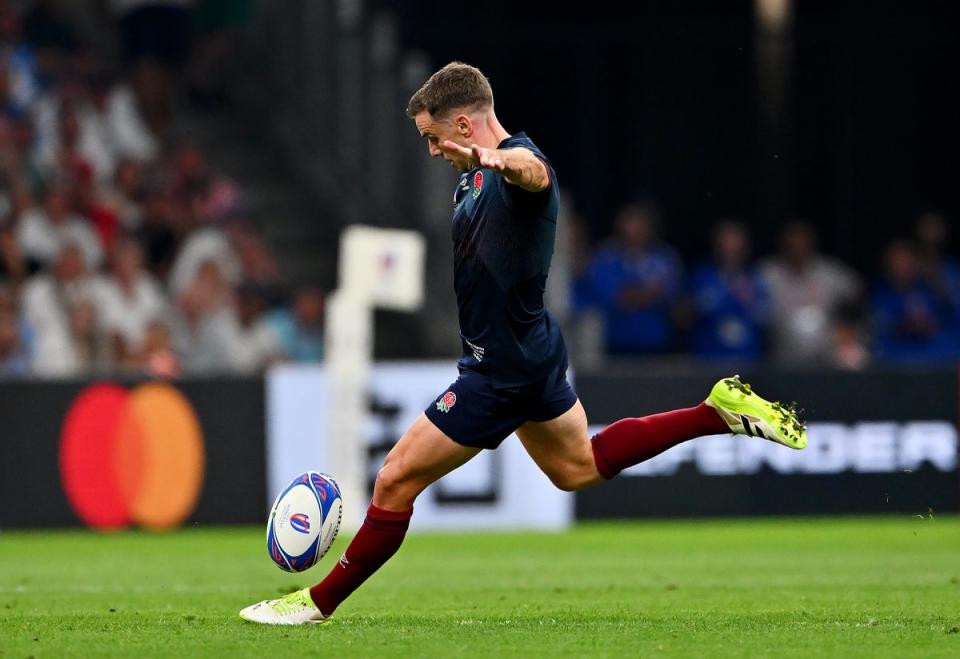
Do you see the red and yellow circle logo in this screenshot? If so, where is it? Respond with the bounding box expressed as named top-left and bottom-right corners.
top-left (59, 382), bottom-right (205, 531)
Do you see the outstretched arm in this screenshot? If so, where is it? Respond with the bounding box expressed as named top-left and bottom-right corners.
top-left (441, 141), bottom-right (550, 193)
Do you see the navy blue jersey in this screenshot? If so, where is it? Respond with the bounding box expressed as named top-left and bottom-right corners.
top-left (450, 132), bottom-right (565, 387)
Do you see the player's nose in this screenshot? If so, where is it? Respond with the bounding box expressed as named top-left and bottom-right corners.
top-left (428, 143), bottom-right (442, 157)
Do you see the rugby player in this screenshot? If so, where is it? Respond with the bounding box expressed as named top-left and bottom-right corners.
top-left (240, 62), bottom-right (806, 625)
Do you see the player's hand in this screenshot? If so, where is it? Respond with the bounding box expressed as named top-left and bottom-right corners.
top-left (441, 141), bottom-right (506, 171)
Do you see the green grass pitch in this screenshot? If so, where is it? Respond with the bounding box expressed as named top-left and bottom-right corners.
top-left (2, 517), bottom-right (959, 657)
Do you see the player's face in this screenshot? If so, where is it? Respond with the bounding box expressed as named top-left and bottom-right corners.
top-left (415, 111), bottom-right (469, 171)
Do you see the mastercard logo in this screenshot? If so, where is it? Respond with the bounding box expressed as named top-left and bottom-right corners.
top-left (59, 382), bottom-right (205, 531)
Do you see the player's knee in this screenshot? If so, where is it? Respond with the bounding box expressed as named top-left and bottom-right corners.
top-left (373, 463), bottom-right (408, 499)
top-left (373, 460), bottom-right (422, 508)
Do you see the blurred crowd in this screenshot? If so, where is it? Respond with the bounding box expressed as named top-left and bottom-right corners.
top-left (0, 0), bottom-right (324, 379)
top-left (1, 2), bottom-right (956, 379)
top-left (571, 204), bottom-right (960, 369)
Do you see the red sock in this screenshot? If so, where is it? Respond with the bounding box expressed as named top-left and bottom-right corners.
top-left (309, 503), bottom-right (412, 615)
top-left (591, 402), bottom-right (729, 479)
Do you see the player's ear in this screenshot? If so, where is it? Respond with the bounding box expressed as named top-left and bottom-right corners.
top-left (455, 113), bottom-right (472, 138)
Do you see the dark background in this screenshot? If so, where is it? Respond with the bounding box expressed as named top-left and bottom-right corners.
top-left (390, 0), bottom-right (960, 272)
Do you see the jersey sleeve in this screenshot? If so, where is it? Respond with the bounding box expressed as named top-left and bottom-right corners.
top-left (496, 149), bottom-right (557, 211)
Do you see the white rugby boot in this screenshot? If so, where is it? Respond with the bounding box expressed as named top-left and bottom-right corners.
top-left (239, 588), bottom-right (329, 625)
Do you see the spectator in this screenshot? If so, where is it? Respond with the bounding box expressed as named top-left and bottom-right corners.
top-left (125, 54), bottom-right (171, 136)
top-left (68, 295), bottom-right (99, 371)
top-left (221, 282), bottom-right (282, 373)
top-left (20, 242), bottom-right (103, 376)
top-left (101, 158), bottom-right (145, 231)
top-left (33, 86), bottom-right (107, 184)
top-left (71, 164), bottom-right (121, 250)
top-left (16, 181), bottom-right (103, 270)
top-left (0, 179), bottom-right (37, 227)
top-left (176, 257), bottom-right (235, 372)
top-left (689, 219), bottom-right (770, 361)
top-left (224, 219), bottom-right (283, 303)
top-left (134, 183), bottom-right (179, 278)
top-left (171, 140), bottom-right (240, 223)
top-left (268, 286), bottom-right (325, 363)
top-left (0, 110), bottom-right (42, 190)
top-left (872, 240), bottom-right (955, 361)
top-left (761, 221), bottom-right (861, 364)
top-left (91, 73), bottom-right (159, 164)
top-left (0, 222), bottom-right (28, 284)
top-left (914, 212), bottom-right (960, 335)
top-left (97, 237), bottom-right (166, 369)
top-left (831, 301), bottom-right (870, 370)
top-left (0, 61), bottom-right (27, 125)
top-left (33, 69), bottom-right (159, 184)
top-left (140, 318), bottom-right (179, 377)
top-left (582, 202), bottom-right (682, 355)
top-left (167, 223), bottom-right (241, 297)
top-left (0, 281), bottom-right (31, 375)
top-left (0, 7), bottom-right (40, 113)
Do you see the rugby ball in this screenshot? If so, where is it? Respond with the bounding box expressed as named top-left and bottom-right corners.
top-left (266, 471), bottom-right (342, 572)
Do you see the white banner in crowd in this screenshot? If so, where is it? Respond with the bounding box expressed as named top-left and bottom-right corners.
top-left (268, 362), bottom-right (573, 532)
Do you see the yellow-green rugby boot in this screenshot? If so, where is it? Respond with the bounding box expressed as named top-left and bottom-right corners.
top-left (705, 375), bottom-right (807, 450)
